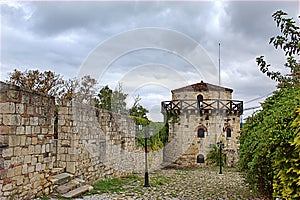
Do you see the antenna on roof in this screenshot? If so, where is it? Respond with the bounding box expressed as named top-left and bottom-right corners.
top-left (218, 43), bottom-right (221, 86)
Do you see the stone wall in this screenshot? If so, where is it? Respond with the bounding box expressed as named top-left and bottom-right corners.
top-left (56, 100), bottom-right (163, 184)
top-left (0, 82), bottom-right (55, 199)
top-left (0, 82), bottom-right (164, 199)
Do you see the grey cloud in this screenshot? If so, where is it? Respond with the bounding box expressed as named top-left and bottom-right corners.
top-left (224, 1), bottom-right (298, 38)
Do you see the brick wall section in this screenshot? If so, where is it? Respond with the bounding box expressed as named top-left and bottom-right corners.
top-left (0, 82), bottom-right (55, 199)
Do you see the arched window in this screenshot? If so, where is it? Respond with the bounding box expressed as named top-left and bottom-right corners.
top-left (197, 154), bottom-right (205, 163)
top-left (198, 128), bottom-right (205, 138)
top-left (226, 127), bottom-right (232, 138)
top-left (197, 94), bottom-right (203, 109)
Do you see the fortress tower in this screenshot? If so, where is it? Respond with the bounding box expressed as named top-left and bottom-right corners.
top-left (161, 81), bottom-right (243, 167)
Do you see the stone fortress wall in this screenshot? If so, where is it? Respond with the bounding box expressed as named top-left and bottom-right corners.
top-left (0, 82), bottom-right (56, 199)
top-left (0, 82), bottom-right (163, 199)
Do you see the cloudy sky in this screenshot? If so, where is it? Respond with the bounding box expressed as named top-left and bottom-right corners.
top-left (0, 1), bottom-right (299, 121)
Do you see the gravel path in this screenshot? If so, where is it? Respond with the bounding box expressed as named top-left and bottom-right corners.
top-left (81, 167), bottom-right (262, 200)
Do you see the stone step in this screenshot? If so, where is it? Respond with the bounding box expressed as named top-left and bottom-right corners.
top-left (51, 167), bottom-right (65, 176)
top-left (62, 185), bottom-right (93, 198)
top-left (55, 178), bottom-right (85, 194)
top-left (50, 172), bottom-right (74, 185)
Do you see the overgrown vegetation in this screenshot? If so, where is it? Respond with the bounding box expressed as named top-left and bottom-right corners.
top-left (89, 175), bottom-right (142, 194)
top-left (135, 121), bottom-right (169, 151)
top-left (239, 10), bottom-right (300, 199)
top-left (206, 145), bottom-right (226, 166)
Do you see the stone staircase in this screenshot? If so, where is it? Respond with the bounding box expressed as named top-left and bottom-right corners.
top-left (50, 168), bottom-right (93, 198)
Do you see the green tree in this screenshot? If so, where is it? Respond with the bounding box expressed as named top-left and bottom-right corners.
top-left (129, 95), bottom-right (149, 119)
top-left (239, 10), bottom-right (300, 199)
top-left (256, 10), bottom-right (300, 87)
top-left (95, 85), bottom-right (113, 110)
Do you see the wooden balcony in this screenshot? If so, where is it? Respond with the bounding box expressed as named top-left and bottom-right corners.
top-left (161, 99), bottom-right (243, 116)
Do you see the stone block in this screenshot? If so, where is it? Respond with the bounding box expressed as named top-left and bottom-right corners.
top-left (58, 107), bottom-right (68, 115)
top-left (13, 147), bottom-right (22, 156)
top-left (16, 176), bottom-right (23, 186)
top-left (36, 163), bottom-right (42, 172)
top-left (38, 155), bottom-right (43, 163)
top-left (20, 136), bottom-right (26, 146)
top-left (3, 160), bottom-right (11, 169)
top-left (22, 164), bottom-right (28, 174)
top-left (66, 162), bottom-right (76, 174)
top-left (25, 126), bottom-right (32, 134)
top-left (24, 155), bottom-right (31, 163)
top-left (27, 106), bottom-right (34, 115)
top-left (2, 183), bottom-right (12, 191)
top-left (16, 126), bottom-right (25, 134)
top-left (32, 137), bottom-right (37, 145)
top-left (15, 104), bottom-right (24, 114)
top-left (31, 156), bottom-right (37, 165)
top-left (3, 114), bottom-right (21, 125)
top-left (14, 165), bottom-right (22, 176)
top-left (34, 145), bottom-right (41, 154)
top-left (28, 145), bottom-right (34, 154)
top-left (9, 135), bottom-right (20, 147)
top-left (26, 137), bottom-right (31, 145)
top-left (33, 126), bottom-right (41, 134)
top-left (30, 117), bottom-right (39, 125)
top-left (28, 166), bottom-right (34, 173)
top-left (0, 102), bottom-right (15, 113)
top-left (0, 134), bottom-right (9, 148)
top-left (2, 148), bottom-right (13, 158)
top-left (7, 168), bottom-right (14, 178)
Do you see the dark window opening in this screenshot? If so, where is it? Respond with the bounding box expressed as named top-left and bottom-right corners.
top-left (197, 94), bottom-right (204, 109)
top-left (226, 128), bottom-right (231, 138)
top-left (54, 115), bottom-right (58, 139)
top-left (198, 128), bottom-right (205, 138)
top-left (197, 154), bottom-right (205, 163)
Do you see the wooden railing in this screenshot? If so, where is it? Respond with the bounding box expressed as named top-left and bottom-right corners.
top-left (161, 99), bottom-right (243, 115)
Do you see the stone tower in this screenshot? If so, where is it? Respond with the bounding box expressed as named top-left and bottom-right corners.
top-left (161, 81), bottom-right (243, 167)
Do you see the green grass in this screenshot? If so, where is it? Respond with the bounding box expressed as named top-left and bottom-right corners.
top-left (88, 174), bottom-right (142, 194)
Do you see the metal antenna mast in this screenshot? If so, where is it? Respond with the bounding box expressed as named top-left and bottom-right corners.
top-left (218, 43), bottom-right (221, 86)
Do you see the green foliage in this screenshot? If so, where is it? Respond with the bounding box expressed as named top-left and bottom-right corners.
top-left (256, 10), bottom-right (300, 87)
top-left (206, 145), bottom-right (226, 166)
top-left (90, 175), bottom-right (141, 194)
top-left (272, 108), bottom-right (300, 199)
top-left (240, 10), bottom-right (300, 199)
top-left (129, 104), bottom-right (149, 119)
top-left (135, 122), bottom-right (169, 151)
top-left (94, 85), bottom-right (113, 110)
top-left (148, 122), bottom-right (169, 151)
top-left (129, 95), bottom-right (149, 119)
top-left (239, 87), bottom-right (300, 198)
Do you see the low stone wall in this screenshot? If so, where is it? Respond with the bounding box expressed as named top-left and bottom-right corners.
top-left (0, 82), bottom-right (55, 199)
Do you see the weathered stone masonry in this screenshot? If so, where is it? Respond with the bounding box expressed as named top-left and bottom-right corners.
top-left (56, 100), bottom-right (163, 183)
top-left (0, 82), bottom-right (55, 199)
top-left (0, 81), bottom-right (163, 199)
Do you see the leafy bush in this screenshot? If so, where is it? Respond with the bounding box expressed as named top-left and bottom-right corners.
top-left (239, 87), bottom-right (300, 198)
top-left (206, 145), bottom-right (226, 166)
top-left (272, 107), bottom-right (300, 199)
